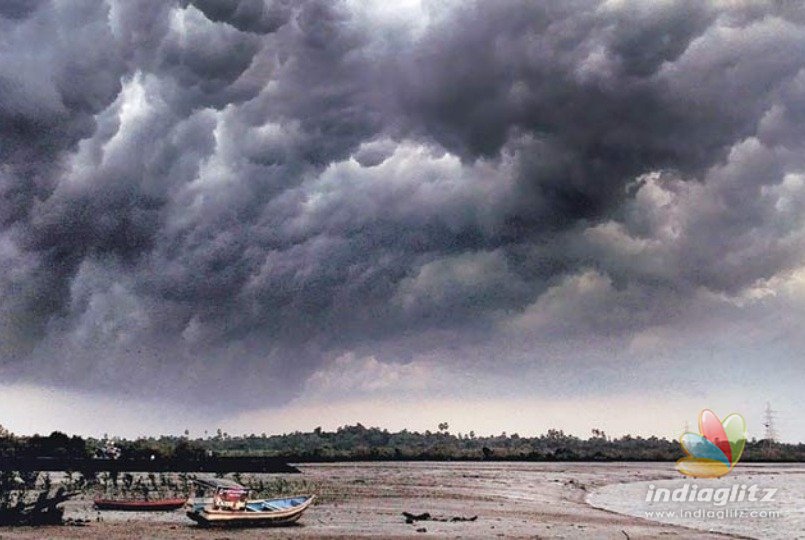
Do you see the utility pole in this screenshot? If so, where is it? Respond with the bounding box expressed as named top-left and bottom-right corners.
top-left (762, 402), bottom-right (778, 443)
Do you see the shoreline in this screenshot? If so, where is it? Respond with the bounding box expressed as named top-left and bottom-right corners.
top-left (585, 492), bottom-right (753, 540)
top-left (586, 463), bottom-right (804, 540)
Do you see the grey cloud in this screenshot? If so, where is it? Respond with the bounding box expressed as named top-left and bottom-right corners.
top-left (0, 0), bottom-right (803, 406)
top-left (184, 0), bottom-right (294, 34)
top-left (0, 0), bottom-right (46, 21)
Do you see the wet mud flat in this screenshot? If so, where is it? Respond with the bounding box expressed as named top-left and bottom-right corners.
top-left (2, 461), bottom-right (783, 538)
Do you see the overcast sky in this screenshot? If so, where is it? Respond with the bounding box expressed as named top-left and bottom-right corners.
top-left (1, 0), bottom-right (803, 441)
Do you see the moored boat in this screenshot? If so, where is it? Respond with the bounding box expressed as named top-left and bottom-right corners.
top-left (94, 498), bottom-right (187, 511)
top-left (185, 478), bottom-right (314, 527)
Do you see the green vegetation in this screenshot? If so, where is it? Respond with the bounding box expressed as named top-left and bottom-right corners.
top-left (0, 427), bottom-right (81, 525)
top-left (178, 424), bottom-right (805, 462)
top-left (0, 428), bottom-right (88, 459)
top-left (3, 423), bottom-right (804, 463)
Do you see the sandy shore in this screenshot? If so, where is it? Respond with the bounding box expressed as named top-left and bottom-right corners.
top-left (588, 463), bottom-right (804, 539)
top-left (0, 462), bottom-right (744, 538)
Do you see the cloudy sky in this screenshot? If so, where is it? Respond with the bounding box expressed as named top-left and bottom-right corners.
top-left (1, 0), bottom-right (803, 441)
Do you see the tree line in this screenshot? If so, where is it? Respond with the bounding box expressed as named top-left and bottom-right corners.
top-left (2, 423), bottom-right (803, 462)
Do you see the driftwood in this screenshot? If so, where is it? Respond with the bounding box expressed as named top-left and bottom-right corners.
top-left (403, 511), bottom-right (431, 522)
top-left (403, 511), bottom-right (478, 524)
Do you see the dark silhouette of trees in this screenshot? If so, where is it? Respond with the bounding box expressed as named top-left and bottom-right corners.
top-left (0, 423), bottom-right (802, 463)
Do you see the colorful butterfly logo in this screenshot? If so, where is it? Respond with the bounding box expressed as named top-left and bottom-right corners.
top-left (676, 409), bottom-right (746, 478)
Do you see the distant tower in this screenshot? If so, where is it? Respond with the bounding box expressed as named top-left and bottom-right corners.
top-left (682, 420), bottom-right (690, 434)
top-left (762, 402), bottom-right (778, 442)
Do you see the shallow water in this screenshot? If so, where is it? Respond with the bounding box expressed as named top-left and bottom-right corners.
top-left (587, 464), bottom-right (805, 539)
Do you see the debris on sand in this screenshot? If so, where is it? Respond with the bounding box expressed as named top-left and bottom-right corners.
top-left (565, 479), bottom-right (587, 491)
top-left (403, 511), bottom-right (478, 524)
top-left (403, 511), bottom-right (431, 523)
top-left (450, 515), bottom-right (478, 522)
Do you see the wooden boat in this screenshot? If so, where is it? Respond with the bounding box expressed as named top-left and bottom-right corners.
top-left (94, 498), bottom-right (187, 511)
top-left (185, 478), bottom-right (314, 527)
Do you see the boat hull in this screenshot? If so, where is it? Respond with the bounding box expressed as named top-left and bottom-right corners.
top-left (94, 498), bottom-right (187, 511)
top-left (186, 495), bottom-right (313, 527)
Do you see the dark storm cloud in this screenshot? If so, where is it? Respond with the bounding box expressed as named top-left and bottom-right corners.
top-left (1, 0), bottom-right (803, 404)
top-left (0, 0), bottom-right (46, 20)
top-left (184, 0), bottom-right (294, 34)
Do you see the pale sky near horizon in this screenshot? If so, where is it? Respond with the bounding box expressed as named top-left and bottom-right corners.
top-left (1, 0), bottom-right (804, 442)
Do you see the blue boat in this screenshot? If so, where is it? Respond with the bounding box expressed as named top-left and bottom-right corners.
top-left (186, 478), bottom-right (314, 527)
